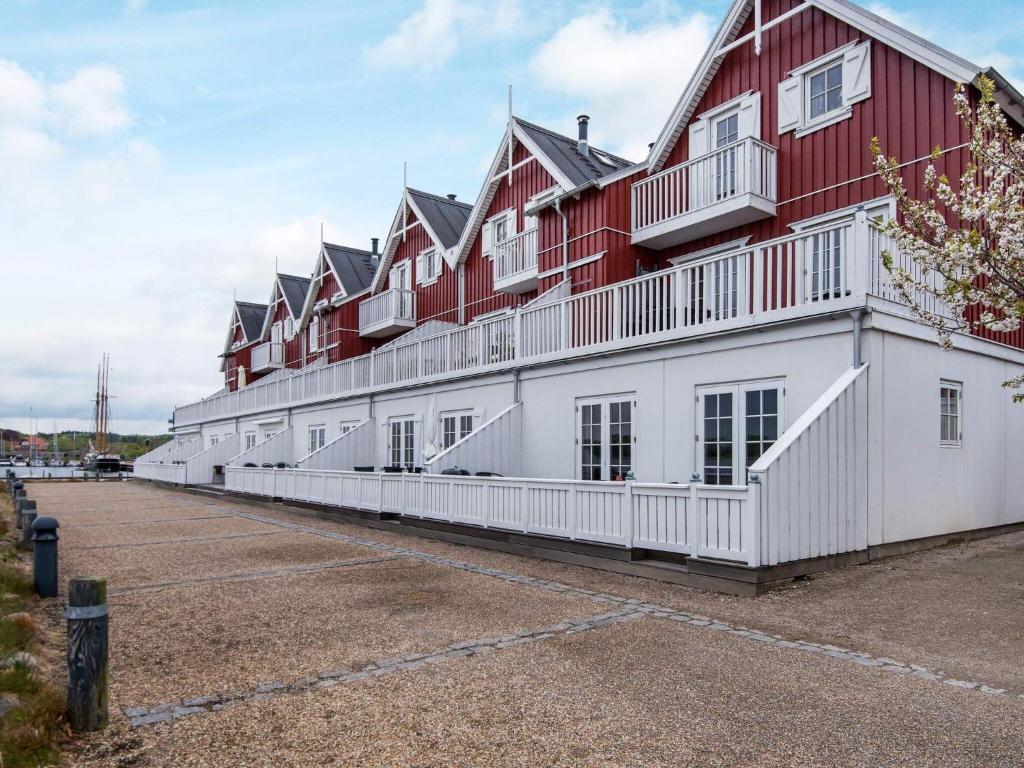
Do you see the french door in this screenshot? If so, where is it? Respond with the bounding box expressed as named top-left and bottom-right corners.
top-left (697, 381), bottom-right (783, 485)
top-left (577, 395), bottom-right (635, 481)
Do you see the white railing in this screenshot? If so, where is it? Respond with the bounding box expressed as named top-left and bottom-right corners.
top-left (174, 213), bottom-right (893, 428)
top-left (748, 365), bottom-right (869, 567)
top-left (868, 225), bottom-right (953, 319)
top-left (493, 228), bottom-right (538, 283)
top-left (359, 288), bottom-right (416, 334)
top-left (183, 433), bottom-right (241, 485)
top-left (133, 436), bottom-right (184, 464)
top-left (227, 427), bottom-right (293, 468)
top-left (631, 137), bottom-right (777, 232)
top-left (134, 462), bottom-right (187, 484)
top-left (222, 466), bottom-right (757, 565)
top-left (251, 341), bottom-right (284, 373)
top-left (297, 420), bottom-right (375, 471)
top-left (134, 436), bottom-right (203, 483)
top-left (425, 403), bottom-right (522, 476)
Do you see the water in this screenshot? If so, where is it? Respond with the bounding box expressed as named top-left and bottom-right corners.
top-left (2, 466), bottom-right (129, 479)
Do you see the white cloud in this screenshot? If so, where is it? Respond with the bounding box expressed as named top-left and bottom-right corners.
top-left (125, 0), bottom-right (150, 13)
top-left (52, 65), bottom-right (133, 135)
top-left (365, 0), bottom-right (521, 73)
top-left (0, 60), bottom-right (47, 125)
top-left (529, 9), bottom-right (713, 159)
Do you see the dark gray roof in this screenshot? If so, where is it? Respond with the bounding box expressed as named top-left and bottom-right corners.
top-left (323, 242), bottom-right (377, 295)
top-left (277, 274), bottom-right (311, 319)
top-left (516, 118), bottom-right (634, 188)
top-left (407, 189), bottom-right (472, 249)
top-left (236, 302), bottom-right (267, 343)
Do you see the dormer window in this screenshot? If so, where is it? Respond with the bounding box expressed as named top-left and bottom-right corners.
top-left (416, 247), bottom-right (442, 286)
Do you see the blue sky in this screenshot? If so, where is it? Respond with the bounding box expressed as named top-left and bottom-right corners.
top-left (0, 0), bottom-right (1021, 436)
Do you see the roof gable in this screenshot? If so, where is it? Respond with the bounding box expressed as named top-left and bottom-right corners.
top-left (647, 0), bottom-right (1010, 173)
top-left (223, 300), bottom-right (267, 355)
top-left (278, 273), bottom-right (311, 319)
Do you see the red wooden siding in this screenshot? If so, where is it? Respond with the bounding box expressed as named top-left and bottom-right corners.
top-left (385, 207), bottom-right (461, 325)
top-left (307, 267), bottom-right (376, 364)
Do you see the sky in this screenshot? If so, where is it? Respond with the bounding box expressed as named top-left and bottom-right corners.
top-left (1, 0), bottom-right (1021, 437)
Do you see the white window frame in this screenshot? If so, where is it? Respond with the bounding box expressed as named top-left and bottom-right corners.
top-left (390, 260), bottom-right (412, 292)
top-left (270, 320), bottom-right (283, 345)
top-left (308, 424), bottom-right (326, 454)
top-left (440, 409), bottom-right (475, 450)
top-left (284, 316), bottom-right (296, 341)
top-left (309, 314), bottom-right (320, 353)
top-left (339, 420), bottom-right (359, 436)
top-left (482, 208), bottom-right (516, 258)
top-left (210, 435), bottom-right (219, 447)
top-left (416, 246), bottom-right (442, 286)
top-left (696, 380), bottom-right (785, 486)
top-left (779, 40), bottom-right (871, 138)
top-left (244, 431), bottom-right (257, 451)
top-left (805, 59), bottom-right (844, 124)
top-left (575, 393), bottom-right (637, 482)
top-left (940, 380), bottom-right (963, 448)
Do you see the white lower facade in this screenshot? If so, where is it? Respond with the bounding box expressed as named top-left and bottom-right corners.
top-left (139, 303), bottom-right (1024, 573)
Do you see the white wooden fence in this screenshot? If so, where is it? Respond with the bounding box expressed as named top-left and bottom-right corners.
top-left (175, 212), bottom-right (888, 428)
top-left (425, 403), bottom-right (522, 476)
top-left (297, 420), bottom-right (375, 470)
top-left (133, 436), bottom-right (187, 464)
top-left (748, 365), bottom-right (869, 566)
top-left (183, 433), bottom-right (241, 485)
top-left (224, 466), bottom-right (756, 565)
top-left (227, 427), bottom-right (294, 468)
top-left (134, 436), bottom-right (203, 483)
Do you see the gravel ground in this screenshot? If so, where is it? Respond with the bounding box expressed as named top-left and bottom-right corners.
top-left (61, 515), bottom-right (279, 548)
top-left (106, 557), bottom-right (596, 705)
top-left (63, 530), bottom-right (379, 589)
top-left (23, 482), bottom-right (1022, 767)
top-left (73, 618), bottom-right (1024, 768)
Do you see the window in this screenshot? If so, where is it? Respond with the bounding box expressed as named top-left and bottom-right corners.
top-left (270, 321), bottom-right (283, 344)
top-left (482, 210), bottom-right (515, 257)
top-left (339, 421), bottom-right (358, 436)
top-left (389, 419), bottom-right (416, 469)
top-left (714, 112), bottom-right (739, 200)
top-left (210, 435), bottom-right (219, 447)
top-left (697, 382), bottom-right (784, 485)
top-left (244, 432), bottom-right (257, 451)
top-left (308, 425), bottom-right (326, 454)
top-left (309, 315), bottom-right (320, 352)
top-left (284, 317), bottom-right (296, 341)
top-left (441, 411), bottom-right (474, 450)
top-left (390, 261), bottom-right (412, 291)
top-left (808, 61), bottom-right (843, 120)
top-left (809, 229), bottom-right (844, 301)
top-left (577, 395), bottom-right (635, 481)
top-left (417, 247), bottom-right (442, 286)
top-left (778, 41), bottom-right (871, 137)
top-left (940, 381), bottom-right (962, 447)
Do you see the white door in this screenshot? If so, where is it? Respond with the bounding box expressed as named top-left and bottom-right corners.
top-left (696, 382), bottom-right (783, 485)
top-left (577, 395), bottom-right (635, 481)
top-left (393, 261), bottom-right (412, 291)
top-left (271, 321), bottom-right (283, 344)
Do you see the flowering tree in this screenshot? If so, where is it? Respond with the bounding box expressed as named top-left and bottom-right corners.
top-left (871, 75), bottom-right (1024, 399)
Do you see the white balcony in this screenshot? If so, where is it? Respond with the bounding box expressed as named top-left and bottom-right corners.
top-left (251, 341), bottom-right (284, 373)
top-left (492, 228), bottom-right (538, 294)
top-left (631, 137), bottom-right (777, 249)
top-left (359, 288), bottom-right (416, 338)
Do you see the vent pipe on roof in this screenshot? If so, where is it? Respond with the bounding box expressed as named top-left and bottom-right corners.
top-left (447, 194), bottom-right (457, 201)
top-left (577, 115), bottom-right (590, 158)
top-left (370, 237), bottom-right (380, 267)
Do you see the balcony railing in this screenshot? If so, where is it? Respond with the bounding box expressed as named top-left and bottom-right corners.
top-left (250, 341), bottom-right (284, 373)
top-left (359, 288), bottom-right (416, 338)
top-left (631, 137), bottom-right (777, 248)
top-left (174, 212), bottom-right (927, 429)
top-left (492, 228), bottom-right (539, 294)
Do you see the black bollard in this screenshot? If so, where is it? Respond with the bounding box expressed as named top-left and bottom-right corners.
top-left (66, 578), bottom-right (109, 732)
top-left (10, 480), bottom-right (23, 502)
top-left (19, 501), bottom-right (36, 550)
top-left (31, 516), bottom-right (59, 598)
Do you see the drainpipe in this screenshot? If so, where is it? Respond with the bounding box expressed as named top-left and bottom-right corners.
top-left (457, 263), bottom-right (466, 324)
top-left (850, 309), bottom-right (864, 368)
top-left (513, 369), bottom-right (521, 404)
top-left (554, 198), bottom-right (569, 279)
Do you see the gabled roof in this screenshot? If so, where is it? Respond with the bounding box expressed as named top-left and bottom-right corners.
top-left (323, 242), bottom-right (377, 295)
top-left (453, 116), bottom-right (636, 266)
top-left (647, 0), bottom-right (1024, 173)
top-left (515, 118), bottom-right (633, 188)
top-left (406, 189), bottom-right (472, 250)
top-left (236, 302), bottom-right (268, 342)
top-left (278, 273), bottom-right (311, 319)
top-left (369, 187), bottom-right (473, 293)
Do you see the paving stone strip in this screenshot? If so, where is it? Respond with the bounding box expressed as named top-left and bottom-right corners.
top-left (75, 530), bottom-right (284, 551)
top-left (123, 608), bottom-right (644, 727)
top-left (222, 508), bottom-right (1023, 701)
top-left (108, 554), bottom-right (406, 595)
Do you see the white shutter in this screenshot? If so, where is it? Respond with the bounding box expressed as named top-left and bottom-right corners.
top-left (389, 265), bottom-right (398, 289)
top-left (688, 118), bottom-right (708, 160)
top-left (482, 221), bottom-right (492, 258)
top-left (778, 76), bottom-right (802, 133)
top-left (843, 41), bottom-right (872, 105)
top-left (432, 249), bottom-right (442, 278)
top-left (506, 209), bottom-right (517, 237)
top-left (415, 253), bottom-right (424, 285)
top-left (737, 92), bottom-right (761, 140)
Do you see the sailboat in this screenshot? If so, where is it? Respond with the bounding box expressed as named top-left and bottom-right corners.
top-left (84, 354), bottom-right (121, 473)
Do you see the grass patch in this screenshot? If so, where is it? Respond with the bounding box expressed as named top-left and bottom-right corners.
top-left (0, 487), bottom-right (67, 767)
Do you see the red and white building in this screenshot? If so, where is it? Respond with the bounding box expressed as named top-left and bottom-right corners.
top-left (139, 0), bottom-right (1024, 591)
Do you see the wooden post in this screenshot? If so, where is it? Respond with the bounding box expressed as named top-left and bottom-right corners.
top-left (66, 578), bottom-right (109, 732)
